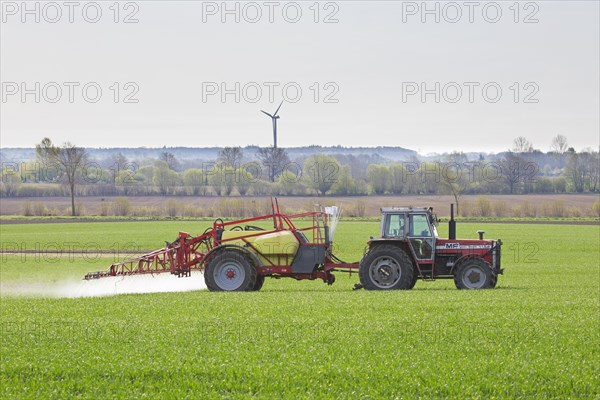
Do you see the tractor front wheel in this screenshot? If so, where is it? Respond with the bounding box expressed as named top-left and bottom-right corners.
top-left (205, 251), bottom-right (257, 292)
top-left (359, 245), bottom-right (415, 290)
top-left (454, 258), bottom-right (495, 290)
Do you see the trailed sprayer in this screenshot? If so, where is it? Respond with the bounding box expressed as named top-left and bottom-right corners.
top-left (85, 200), bottom-right (503, 291)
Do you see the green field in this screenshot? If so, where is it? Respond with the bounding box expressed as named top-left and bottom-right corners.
top-left (1, 220), bottom-right (599, 398)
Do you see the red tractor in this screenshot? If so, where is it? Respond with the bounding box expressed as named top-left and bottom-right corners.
top-left (358, 205), bottom-right (502, 290)
top-left (84, 201), bottom-right (502, 291)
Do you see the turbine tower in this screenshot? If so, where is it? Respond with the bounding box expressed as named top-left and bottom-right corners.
top-left (261, 101), bottom-right (283, 148)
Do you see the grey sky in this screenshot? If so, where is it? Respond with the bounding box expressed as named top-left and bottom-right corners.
top-left (1, 1), bottom-right (598, 154)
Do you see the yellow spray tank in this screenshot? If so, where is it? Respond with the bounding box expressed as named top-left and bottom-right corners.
top-left (220, 230), bottom-right (300, 266)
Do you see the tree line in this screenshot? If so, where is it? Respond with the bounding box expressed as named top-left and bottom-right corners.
top-left (0, 136), bottom-right (598, 216)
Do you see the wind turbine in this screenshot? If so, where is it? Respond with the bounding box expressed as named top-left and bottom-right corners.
top-left (261, 101), bottom-right (283, 148)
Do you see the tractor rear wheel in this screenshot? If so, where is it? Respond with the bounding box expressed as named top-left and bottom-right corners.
top-left (359, 245), bottom-right (415, 290)
top-left (408, 272), bottom-right (419, 289)
top-left (205, 250), bottom-right (257, 291)
top-left (454, 258), bottom-right (495, 289)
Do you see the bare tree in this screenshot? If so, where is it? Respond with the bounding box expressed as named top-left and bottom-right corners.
top-left (256, 147), bottom-right (290, 182)
top-left (499, 152), bottom-right (531, 194)
top-left (160, 152), bottom-right (180, 171)
top-left (219, 147), bottom-right (244, 168)
top-left (578, 149), bottom-right (600, 192)
top-left (587, 150), bottom-right (600, 192)
top-left (440, 152), bottom-right (469, 215)
top-left (565, 149), bottom-right (585, 193)
top-left (512, 136), bottom-right (533, 153)
top-left (36, 138), bottom-right (88, 216)
top-left (108, 152), bottom-right (130, 171)
top-left (550, 134), bottom-right (568, 154)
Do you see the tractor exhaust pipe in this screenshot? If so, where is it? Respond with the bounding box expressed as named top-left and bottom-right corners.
top-left (449, 204), bottom-right (456, 240)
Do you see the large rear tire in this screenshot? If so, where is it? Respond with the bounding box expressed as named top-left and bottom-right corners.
top-left (205, 251), bottom-right (257, 292)
top-left (359, 245), bottom-right (415, 290)
top-left (454, 258), bottom-right (495, 290)
top-left (408, 272), bottom-right (419, 289)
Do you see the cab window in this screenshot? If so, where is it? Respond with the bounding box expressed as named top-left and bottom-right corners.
top-left (384, 213), bottom-right (405, 237)
top-left (409, 214), bottom-right (432, 237)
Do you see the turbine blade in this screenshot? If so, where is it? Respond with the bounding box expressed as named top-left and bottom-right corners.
top-left (273, 101), bottom-right (283, 116)
top-left (261, 110), bottom-right (273, 118)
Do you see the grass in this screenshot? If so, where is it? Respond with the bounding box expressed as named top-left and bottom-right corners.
top-left (1, 220), bottom-right (599, 398)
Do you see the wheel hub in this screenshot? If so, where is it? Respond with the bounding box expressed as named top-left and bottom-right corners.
top-left (378, 265), bottom-right (392, 278)
top-left (467, 270), bottom-right (481, 284)
top-left (462, 266), bottom-right (485, 288)
top-left (214, 260), bottom-right (246, 290)
top-left (370, 257), bottom-right (401, 288)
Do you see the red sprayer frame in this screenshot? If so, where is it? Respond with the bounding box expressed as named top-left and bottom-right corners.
top-left (84, 200), bottom-right (358, 284)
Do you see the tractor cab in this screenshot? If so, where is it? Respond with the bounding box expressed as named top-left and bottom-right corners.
top-left (380, 206), bottom-right (438, 261)
top-left (381, 207), bottom-right (438, 237)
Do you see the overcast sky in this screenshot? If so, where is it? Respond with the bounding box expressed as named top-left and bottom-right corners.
top-left (1, 1), bottom-right (598, 154)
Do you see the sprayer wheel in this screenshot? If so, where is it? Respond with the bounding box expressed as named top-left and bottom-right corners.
top-left (205, 251), bottom-right (257, 292)
top-left (252, 275), bottom-right (265, 291)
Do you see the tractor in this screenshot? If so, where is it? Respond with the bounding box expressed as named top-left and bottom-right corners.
top-left (84, 200), bottom-right (502, 291)
top-left (358, 205), bottom-right (503, 290)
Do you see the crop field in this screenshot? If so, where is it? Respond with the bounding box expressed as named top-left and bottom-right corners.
top-left (1, 219), bottom-right (599, 398)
